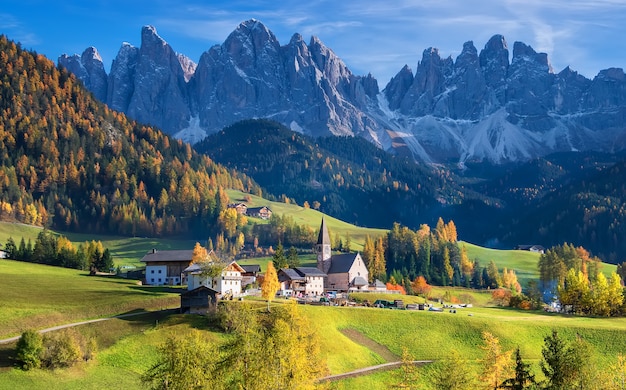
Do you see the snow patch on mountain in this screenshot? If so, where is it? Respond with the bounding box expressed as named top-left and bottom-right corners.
top-left (175, 116), bottom-right (207, 144)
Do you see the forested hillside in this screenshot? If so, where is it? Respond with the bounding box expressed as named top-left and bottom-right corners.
top-left (195, 119), bottom-right (479, 229)
top-left (0, 35), bottom-right (259, 239)
top-left (509, 158), bottom-right (626, 263)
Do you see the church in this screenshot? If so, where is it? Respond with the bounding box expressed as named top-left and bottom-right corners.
top-left (315, 218), bottom-right (369, 292)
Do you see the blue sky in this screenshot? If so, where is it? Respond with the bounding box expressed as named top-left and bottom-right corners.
top-left (1, 0), bottom-right (625, 85)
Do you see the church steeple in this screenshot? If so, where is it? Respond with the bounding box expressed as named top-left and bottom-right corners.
top-left (316, 217), bottom-right (332, 273)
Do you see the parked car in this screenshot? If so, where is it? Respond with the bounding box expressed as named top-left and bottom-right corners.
top-left (373, 299), bottom-right (393, 308)
top-left (276, 289), bottom-right (293, 298)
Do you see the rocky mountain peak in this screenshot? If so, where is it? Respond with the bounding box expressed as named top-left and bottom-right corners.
top-left (58, 47), bottom-right (107, 102)
top-left (61, 22), bottom-right (626, 164)
top-left (384, 64), bottom-right (414, 110)
top-left (511, 41), bottom-right (551, 72)
top-left (177, 54), bottom-right (197, 82)
top-left (479, 34), bottom-right (510, 104)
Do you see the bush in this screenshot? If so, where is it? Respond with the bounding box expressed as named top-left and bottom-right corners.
top-left (15, 329), bottom-right (43, 370)
top-left (41, 330), bottom-right (82, 369)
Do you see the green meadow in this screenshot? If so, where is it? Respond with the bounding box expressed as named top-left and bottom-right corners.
top-left (226, 189), bottom-right (388, 250)
top-left (0, 260), bottom-right (180, 339)
top-left (2, 289), bottom-right (626, 389)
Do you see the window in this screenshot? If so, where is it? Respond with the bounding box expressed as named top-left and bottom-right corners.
top-left (158, 269), bottom-right (162, 274)
top-left (151, 270), bottom-right (154, 274)
top-left (158, 278), bottom-right (162, 283)
top-left (151, 278), bottom-right (155, 283)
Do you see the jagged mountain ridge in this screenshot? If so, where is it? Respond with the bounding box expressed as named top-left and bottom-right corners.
top-left (59, 20), bottom-right (626, 163)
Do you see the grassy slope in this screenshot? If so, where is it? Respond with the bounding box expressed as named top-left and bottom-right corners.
top-left (0, 260), bottom-right (180, 339)
top-left (227, 189), bottom-right (388, 250)
top-left (463, 241), bottom-right (617, 286)
top-left (2, 299), bottom-right (626, 389)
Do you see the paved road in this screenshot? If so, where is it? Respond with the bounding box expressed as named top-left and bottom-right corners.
top-left (0, 310), bottom-right (170, 344)
top-left (317, 360), bottom-right (433, 382)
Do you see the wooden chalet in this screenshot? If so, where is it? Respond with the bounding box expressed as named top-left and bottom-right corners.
top-left (228, 202), bottom-right (248, 215)
top-left (515, 244), bottom-right (545, 254)
top-left (180, 286), bottom-right (219, 314)
top-left (240, 264), bottom-right (261, 286)
top-left (246, 206), bottom-right (272, 220)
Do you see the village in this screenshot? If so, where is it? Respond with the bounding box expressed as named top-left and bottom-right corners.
top-left (140, 218), bottom-right (409, 313)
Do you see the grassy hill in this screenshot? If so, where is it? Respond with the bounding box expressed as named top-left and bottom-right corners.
top-left (0, 260), bottom-right (180, 339)
top-left (2, 287), bottom-right (626, 388)
top-left (226, 189), bottom-right (389, 250)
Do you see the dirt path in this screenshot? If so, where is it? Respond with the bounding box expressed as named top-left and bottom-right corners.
top-left (317, 360), bottom-right (433, 382)
top-left (320, 328), bottom-right (433, 382)
top-left (340, 328), bottom-right (399, 362)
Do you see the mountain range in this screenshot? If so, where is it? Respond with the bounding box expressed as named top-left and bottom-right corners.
top-left (2, 31), bottom-right (626, 262)
top-left (59, 19), bottom-right (626, 164)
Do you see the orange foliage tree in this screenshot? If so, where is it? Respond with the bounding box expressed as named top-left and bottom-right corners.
top-left (411, 276), bottom-right (432, 297)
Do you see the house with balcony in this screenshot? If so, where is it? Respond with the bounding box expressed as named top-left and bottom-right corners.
top-left (183, 260), bottom-right (245, 298)
top-left (277, 267), bottom-right (327, 297)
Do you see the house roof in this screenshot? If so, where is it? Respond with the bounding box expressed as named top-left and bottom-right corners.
top-left (328, 253), bottom-right (360, 274)
top-left (516, 244), bottom-right (545, 251)
top-left (182, 260), bottom-right (244, 274)
top-left (294, 267), bottom-right (327, 277)
top-left (247, 206), bottom-right (271, 213)
top-left (141, 249), bottom-right (193, 263)
top-left (317, 218), bottom-right (330, 246)
top-left (370, 279), bottom-right (386, 288)
top-left (181, 285), bottom-right (220, 297)
top-left (241, 264), bottom-right (261, 273)
top-left (278, 268), bottom-right (305, 282)
top-left (351, 276), bottom-right (369, 287)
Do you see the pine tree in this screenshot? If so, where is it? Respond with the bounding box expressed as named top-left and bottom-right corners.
top-left (272, 242), bottom-right (287, 269)
top-left (499, 347), bottom-right (536, 390)
top-left (287, 246), bottom-right (299, 268)
top-left (15, 329), bottom-right (43, 370)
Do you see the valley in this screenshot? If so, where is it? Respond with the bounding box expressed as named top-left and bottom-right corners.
top-left (1, 9), bottom-right (626, 388)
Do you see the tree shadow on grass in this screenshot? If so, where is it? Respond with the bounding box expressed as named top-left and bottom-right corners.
top-left (129, 285), bottom-right (183, 294)
top-left (0, 343), bottom-right (15, 369)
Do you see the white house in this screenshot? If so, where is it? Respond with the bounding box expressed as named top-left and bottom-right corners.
top-left (140, 249), bottom-right (194, 286)
top-left (277, 267), bottom-right (327, 297)
top-left (183, 261), bottom-right (245, 298)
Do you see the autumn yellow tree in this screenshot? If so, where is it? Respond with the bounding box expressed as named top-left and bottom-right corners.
top-left (479, 331), bottom-right (513, 390)
top-left (191, 242), bottom-right (207, 264)
top-left (262, 262), bottom-right (280, 311)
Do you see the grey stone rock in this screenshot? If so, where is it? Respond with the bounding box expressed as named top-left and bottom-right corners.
top-left (58, 47), bottom-right (107, 102)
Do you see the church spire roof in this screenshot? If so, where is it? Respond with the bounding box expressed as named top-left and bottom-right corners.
top-left (317, 217), bottom-right (330, 246)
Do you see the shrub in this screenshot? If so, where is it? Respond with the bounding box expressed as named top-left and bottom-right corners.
top-left (41, 330), bottom-right (82, 369)
top-left (491, 289), bottom-right (512, 306)
top-left (15, 329), bottom-right (43, 370)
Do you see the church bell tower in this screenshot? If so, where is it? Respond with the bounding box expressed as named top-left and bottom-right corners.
top-left (316, 218), bottom-right (332, 274)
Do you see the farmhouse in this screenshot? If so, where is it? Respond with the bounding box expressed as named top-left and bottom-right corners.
top-left (240, 264), bottom-right (261, 287)
top-left (277, 267), bottom-right (327, 297)
top-left (315, 218), bottom-right (369, 292)
top-left (516, 244), bottom-right (545, 254)
top-left (183, 260), bottom-right (245, 298)
top-left (246, 206), bottom-right (272, 219)
top-left (140, 249), bottom-right (194, 286)
top-left (227, 202), bottom-right (247, 215)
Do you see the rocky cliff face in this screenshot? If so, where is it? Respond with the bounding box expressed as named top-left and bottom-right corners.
top-left (60, 20), bottom-right (626, 164)
top-left (58, 47), bottom-right (108, 102)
